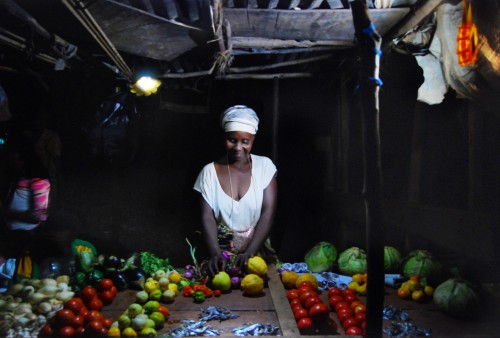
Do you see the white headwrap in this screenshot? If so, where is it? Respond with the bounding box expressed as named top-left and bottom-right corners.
top-left (221, 105), bottom-right (259, 134)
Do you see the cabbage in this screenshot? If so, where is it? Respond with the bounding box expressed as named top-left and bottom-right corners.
top-left (402, 250), bottom-right (442, 279)
top-left (337, 247), bottom-right (367, 276)
top-left (304, 242), bottom-right (337, 273)
top-left (384, 246), bottom-right (402, 273)
top-left (433, 278), bottom-right (479, 318)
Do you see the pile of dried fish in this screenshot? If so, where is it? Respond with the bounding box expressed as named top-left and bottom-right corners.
top-left (232, 322), bottom-right (280, 336)
top-left (383, 306), bottom-right (432, 337)
top-left (168, 320), bottom-right (221, 337)
top-left (199, 306), bottom-right (239, 322)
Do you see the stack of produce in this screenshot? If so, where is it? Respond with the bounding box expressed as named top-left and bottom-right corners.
top-left (327, 286), bottom-right (366, 336)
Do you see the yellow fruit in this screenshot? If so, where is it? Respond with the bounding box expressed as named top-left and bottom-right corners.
top-left (140, 327), bottom-right (157, 337)
top-left (348, 281), bottom-right (360, 290)
top-left (167, 283), bottom-right (179, 295)
top-left (352, 273), bottom-right (364, 284)
top-left (424, 285), bottom-right (434, 296)
top-left (241, 274), bottom-right (264, 296)
top-left (412, 290), bottom-right (425, 302)
top-left (212, 271), bottom-right (231, 292)
top-left (169, 271), bottom-right (182, 284)
top-left (247, 256), bottom-right (268, 277)
top-left (162, 290), bottom-right (176, 303)
top-left (149, 289), bottom-right (162, 302)
top-left (406, 279), bottom-right (420, 292)
top-left (281, 271), bottom-right (299, 289)
top-left (144, 281), bottom-right (158, 294)
top-left (108, 327), bottom-right (120, 337)
top-left (295, 273), bottom-right (319, 291)
top-left (122, 327), bottom-right (138, 337)
top-left (356, 283), bottom-right (367, 296)
top-left (397, 287), bottom-right (411, 299)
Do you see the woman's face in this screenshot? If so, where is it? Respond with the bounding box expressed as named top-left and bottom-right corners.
top-left (225, 131), bottom-right (255, 163)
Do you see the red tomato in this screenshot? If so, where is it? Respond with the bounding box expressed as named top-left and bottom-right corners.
top-left (355, 311), bottom-right (366, 324)
top-left (81, 286), bottom-right (97, 304)
top-left (328, 295), bottom-right (345, 309)
top-left (55, 309), bottom-right (76, 327)
top-left (100, 327), bottom-right (108, 336)
top-left (297, 281), bottom-right (315, 290)
top-left (350, 300), bottom-right (364, 310)
top-left (342, 317), bottom-right (359, 331)
top-left (294, 308), bottom-right (309, 320)
top-left (97, 278), bottom-right (114, 292)
top-left (78, 307), bottom-right (89, 319)
top-left (297, 286), bottom-right (314, 295)
top-left (346, 325), bottom-right (363, 336)
top-left (291, 304), bottom-right (304, 314)
top-left (299, 290), bottom-right (316, 305)
top-left (308, 303), bottom-right (329, 323)
top-left (297, 317), bottom-right (314, 332)
top-left (304, 296), bottom-right (322, 310)
top-left (87, 297), bottom-right (103, 311)
top-left (64, 298), bottom-right (85, 316)
top-left (354, 303), bottom-right (366, 315)
top-left (99, 290), bottom-right (114, 305)
top-left (335, 301), bottom-right (350, 313)
top-left (286, 289), bottom-right (299, 301)
top-left (74, 327), bottom-right (85, 337)
top-left (344, 293), bottom-right (359, 304)
top-left (101, 318), bottom-right (113, 329)
top-left (72, 315), bottom-right (85, 327)
top-left (58, 326), bottom-right (75, 337)
top-left (39, 324), bottom-right (53, 337)
top-left (84, 310), bottom-right (103, 324)
top-left (110, 286), bottom-right (118, 297)
top-left (343, 288), bottom-right (357, 297)
top-left (328, 287), bottom-right (344, 298)
top-left (289, 298), bottom-right (301, 307)
top-left (157, 306), bottom-right (170, 319)
top-left (86, 320), bottom-right (103, 333)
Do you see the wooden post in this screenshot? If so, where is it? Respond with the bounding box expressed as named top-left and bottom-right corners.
top-left (350, 1), bottom-right (385, 337)
top-left (272, 77), bottom-right (280, 164)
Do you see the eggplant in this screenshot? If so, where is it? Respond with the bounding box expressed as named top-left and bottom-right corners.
top-left (106, 270), bottom-right (129, 291)
top-left (126, 268), bottom-right (146, 290)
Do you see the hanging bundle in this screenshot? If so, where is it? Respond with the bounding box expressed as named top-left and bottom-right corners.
top-left (456, 0), bottom-right (478, 66)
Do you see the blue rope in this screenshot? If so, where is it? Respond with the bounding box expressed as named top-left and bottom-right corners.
top-left (362, 23), bottom-right (376, 37)
top-left (369, 76), bottom-right (384, 86)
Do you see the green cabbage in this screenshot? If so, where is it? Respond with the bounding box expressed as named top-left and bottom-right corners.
top-left (402, 250), bottom-right (441, 279)
top-left (384, 246), bottom-right (402, 273)
top-left (433, 278), bottom-right (479, 318)
top-left (337, 247), bottom-right (367, 276)
top-left (304, 242), bottom-right (337, 273)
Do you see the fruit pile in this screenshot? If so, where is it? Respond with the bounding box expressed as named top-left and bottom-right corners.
top-left (347, 273), bottom-right (368, 296)
top-left (397, 276), bottom-right (434, 302)
top-left (327, 287), bottom-right (366, 336)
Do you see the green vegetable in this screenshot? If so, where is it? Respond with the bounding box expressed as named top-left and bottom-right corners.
top-left (402, 250), bottom-right (441, 280)
top-left (337, 247), bottom-right (367, 276)
top-left (88, 269), bottom-right (104, 285)
top-left (433, 278), bottom-right (479, 318)
top-left (139, 251), bottom-right (174, 276)
top-left (77, 251), bottom-right (96, 272)
top-left (304, 241), bottom-right (337, 273)
top-left (384, 246), bottom-right (402, 273)
top-left (193, 291), bottom-right (205, 303)
top-left (72, 271), bottom-right (87, 288)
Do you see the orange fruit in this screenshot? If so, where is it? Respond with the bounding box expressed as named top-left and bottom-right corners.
top-left (397, 287), bottom-right (411, 299)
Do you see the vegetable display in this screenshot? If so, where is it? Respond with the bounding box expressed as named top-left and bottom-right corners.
top-left (433, 278), bottom-right (479, 318)
top-left (304, 241), bottom-right (338, 273)
top-left (140, 251), bottom-right (174, 276)
top-left (337, 247), bottom-right (367, 276)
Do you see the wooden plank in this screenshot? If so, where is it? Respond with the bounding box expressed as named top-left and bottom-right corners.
top-left (223, 8), bottom-right (410, 42)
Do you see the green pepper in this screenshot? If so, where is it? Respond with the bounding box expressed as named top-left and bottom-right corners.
top-left (72, 271), bottom-right (87, 287)
top-left (88, 269), bottom-right (104, 285)
top-left (193, 291), bottom-right (205, 303)
top-left (178, 279), bottom-right (190, 290)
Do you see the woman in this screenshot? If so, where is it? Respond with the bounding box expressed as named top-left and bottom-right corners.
top-left (193, 105), bottom-right (278, 275)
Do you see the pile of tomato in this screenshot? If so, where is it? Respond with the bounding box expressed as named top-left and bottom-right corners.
top-left (327, 286), bottom-right (366, 336)
top-left (39, 279), bottom-right (117, 337)
top-left (286, 281), bottom-right (337, 335)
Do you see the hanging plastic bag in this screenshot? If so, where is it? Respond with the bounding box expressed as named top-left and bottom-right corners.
top-left (392, 13), bottom-right (437, 56)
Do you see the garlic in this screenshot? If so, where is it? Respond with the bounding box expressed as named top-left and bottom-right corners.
top-left (41, 278), bottom-right (57, 287)
top-left (57, 282), bottom-right (69, 291)
top-left (38, 285), bottom-right (61, 297)
top-left (37, 302), bottom-right (52, 315)
top-left (27, 292), bottom-right (50, 305)
top-left (56, 290), bottom-right (75, 302)
top-left (14, 303), bottom-right (33, 315)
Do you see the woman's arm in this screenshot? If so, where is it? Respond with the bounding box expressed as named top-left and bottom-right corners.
top-left (236, 175), bottom-right (278, 268)
top-left (199, 197), bottom-right (226, 275)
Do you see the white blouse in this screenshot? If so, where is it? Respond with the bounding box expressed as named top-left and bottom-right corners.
top-left (193, 154), bottom-right (277, 232)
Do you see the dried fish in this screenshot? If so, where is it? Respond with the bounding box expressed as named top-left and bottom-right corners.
top-left (168, 320), bottom-right (221, 337)
top-left (199, 306), bottom-right (239, 322)
top-left (232, 322), bottom-right (281, 336)
top-left (382, 306), bottom-right (431, 337)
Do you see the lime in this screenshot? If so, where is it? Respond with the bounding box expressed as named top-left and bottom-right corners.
top-left (211, 271), bottom-right (231, 292)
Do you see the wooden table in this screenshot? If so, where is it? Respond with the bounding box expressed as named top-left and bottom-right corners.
top-left (101, 267), bottom-right (500, 337)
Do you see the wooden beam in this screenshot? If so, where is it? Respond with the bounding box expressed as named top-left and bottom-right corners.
top-left (228, 54), bottom-right (331, 73)
top-left (216, 72), bottom-right (312, 80)
top-left (232, 36), bottom-right (354, 49)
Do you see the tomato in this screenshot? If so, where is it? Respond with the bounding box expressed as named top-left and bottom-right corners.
top-left (335, 301), bottom-right (350, 313)
top-left (97, 278), bottom-right (114, 292)
top-left (308, 303), bottom-right (329, 323)
top-left (72, 315), bottom-right (85, 327)
top-left (345, 325), bottom-right (363, 336)
top-left (39, 324), bottom-right (53, 337)
top-left (294, 308), bottom-right (309, 320)
top-left (343, 288), bottom-right (357, 297)
top-left (65, 298), bottom-right (85, 316)
top-left (354, 303), bottom-right (366, 315)
top-left (328, 295), bottom-right (345, 309)
top-left (87, 297), bottom-right (103, 311)
top-left (158, 305), bottom-right (170, 319)
top-left (81, 286), bottom-right (97, 304)
top-left (58, 326), bottom-right (75, 337)
top-left (56, 309), bottom-right (76, 327)
top-left (304, 296), bottom-right (322, 309)
top-left (297, 286), bottom-right (314, 295)
top-left (291, 304), bottom-right (304, 314)
top-left (299, 290), bottom-right (316, 305)
top-left (297, 281), bottom-right (315, 290)
top-left (101, 318), bottom-right (113, 329)
top-left (78, 307), bottom-right (89, 319)
top-left (328, 287), bottom-right (343, 298)
top-left (100, 327), bottom-right (108, 336)
top-left (74, 327), bottom-right (85, 337)
top-left (355, 311), bottom-right (366, 324)
top-left (350, 300), bottom-right (364, 310)
top-left (342, 317), bottom-right (359, 331)
top-left (344, 293), bottom-right (358, 304)
top-left (110, 286), bottom-right (118, 297)
top-left (286, 289), bottom-right (299, 301)
top-left (289, 298), bottom-right (301, 307)
top-left (99, 290), bottom-right (115, 305)
top-left (84, 310), bottom-right (103, 324)
top-left (86, 319), bottom-right (103, 333)
top-left (297, 317), bottom-right (314, 332)
top-left (337, 308), bottom-right (354, 323)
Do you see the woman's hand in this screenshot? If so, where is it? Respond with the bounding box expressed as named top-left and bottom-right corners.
top-left (208, 253), bottom-right (226, 276)
top-left (234, 252), bottom-right (253, 272)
